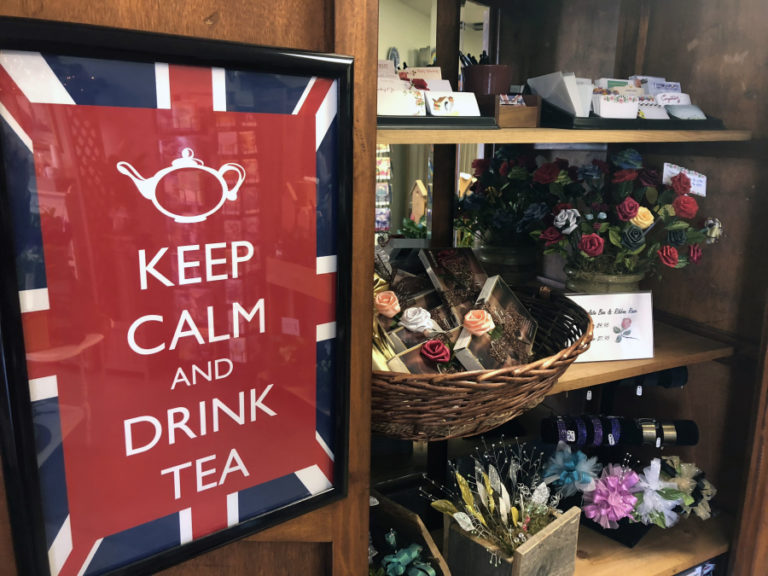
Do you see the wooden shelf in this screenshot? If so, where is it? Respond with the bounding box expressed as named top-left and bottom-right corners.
top-left (575, 516), bottom-right (731, 576)
top-left (376, 127), bottom-right (751, 145)
top-left (549, 322), bottom-right (735, 395)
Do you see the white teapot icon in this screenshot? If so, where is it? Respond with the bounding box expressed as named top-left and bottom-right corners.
top-left (117, 148), bottom-right (245, 223)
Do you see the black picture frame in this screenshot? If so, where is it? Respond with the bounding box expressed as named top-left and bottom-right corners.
top-left (0, 17), bottom-right (352, 576)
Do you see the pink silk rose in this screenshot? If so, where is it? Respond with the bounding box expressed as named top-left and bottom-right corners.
top-left (374, 290), bottom-right (400, 318)
top-left (463, 309), bottom-right (495, 336)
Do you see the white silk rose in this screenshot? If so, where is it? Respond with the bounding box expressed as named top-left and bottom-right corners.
top-left (400, 307), bottom-right (434, 333)
top-left (553, 208), bottom-right (580, 235)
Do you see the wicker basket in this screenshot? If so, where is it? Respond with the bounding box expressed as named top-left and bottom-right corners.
top-left (372, 290), bottom-right (593, 441)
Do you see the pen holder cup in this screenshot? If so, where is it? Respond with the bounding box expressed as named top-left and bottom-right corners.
top-left (463, 64), bottom-right (514, 116)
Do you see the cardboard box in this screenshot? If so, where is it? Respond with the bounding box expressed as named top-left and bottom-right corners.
top-left (495, 94), bottom-right (541, 127)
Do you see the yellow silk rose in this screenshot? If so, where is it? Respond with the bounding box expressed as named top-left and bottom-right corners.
top-left (630, 206), bottom-right (654, 230)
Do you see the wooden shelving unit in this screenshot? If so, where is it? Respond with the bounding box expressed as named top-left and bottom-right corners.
top-left (550, 322), bottom-right (735, 395)
top-left (575, 515), bottom-right (731, 576)
top-left (376, 127), bottom-right (752, 145)
top-left (375, 94), bottom-right (751, 576)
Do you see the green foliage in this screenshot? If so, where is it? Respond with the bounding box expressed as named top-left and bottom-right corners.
top-left (398, 216), bottom-right (427, 238)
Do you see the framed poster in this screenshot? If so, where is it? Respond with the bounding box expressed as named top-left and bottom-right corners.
top-left (0, 17), bottom-right (352, 576)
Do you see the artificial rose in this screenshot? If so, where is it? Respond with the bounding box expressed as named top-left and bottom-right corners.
top-left (539, 226), bottom-right (563, 247)
top-left (374, 290), bottom-right (400, 318)
top-left (420, 340), bottom-right (450, 363)
top-left (638, 168), bottom-right (661, 188)
top-left (630, 206), bottom-right (654, 230)
top-left (671, 172), bottom-right (692, 195)
top-left (667, 229), bottom-right (687, 246)
top-left (612, 169), bottom-right (638, 184)
top-left (579, 233), bottom-right (605, 257)
top-left (533, 162), bottom-right (561, 184)
top-left (471, 158), bottom-right (490, 177)
top-left (658, 245), bottom-right (679, 268)
top-left (673, 194), bottom-right (699, 219)
top-left (553, 208), bottom-right (580, 234)
top-left (592, 158), bottom-right (610, 174)
top-left (400, 307), bottom-right (433, 332)
top-left (499, 161), bottom-right (510, 177)
top-left (616, 196), bottom-right (640, 221)
top-left (704, 217), bottom-right (723, 244)
top-left (689, 243), bottom-right (703, 264)
top-left (621, 225), bottom-right (645, 250)
top-left (463, 309), bottom-right (495, 336)
top-left (611, 148), bottom-right (643, 170)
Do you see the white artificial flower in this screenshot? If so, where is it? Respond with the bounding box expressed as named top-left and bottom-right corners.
top-left (553, 208), bottom-right (580, 234)
top-left (399, 307), bottom-right (433, 332)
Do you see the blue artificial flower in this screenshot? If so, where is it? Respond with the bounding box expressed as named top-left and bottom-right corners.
top-left (543, 441), bottom-right (602, 497)
top-left (579, 164), bottom-right (602, 180)
top-left (611, 148), bottom-right (643, 170)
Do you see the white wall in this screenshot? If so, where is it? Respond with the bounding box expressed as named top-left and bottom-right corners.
top-left (378, 0), bottom-right (432, 68)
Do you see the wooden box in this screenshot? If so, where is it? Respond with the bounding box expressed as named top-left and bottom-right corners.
top-left (443, 506), bottom-right (580, 576)
top-left (370, 491), bottom-right (451, 576)
top-left (495, 94), bottom-right (541, 128)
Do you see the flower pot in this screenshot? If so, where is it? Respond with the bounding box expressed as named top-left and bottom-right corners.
top-left (474, 244), bottom-right (538, 288)
top-left (443, 506), bottom-right (581, 576)
top-left (564, 266), bottom-right (645, 294)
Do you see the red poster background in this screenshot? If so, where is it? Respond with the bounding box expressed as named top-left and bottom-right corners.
top-left (5, 65), bottom-right (336, 572)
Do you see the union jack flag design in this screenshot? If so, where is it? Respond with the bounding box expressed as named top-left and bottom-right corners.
top-left (0, 50), bottom-right (340, 575)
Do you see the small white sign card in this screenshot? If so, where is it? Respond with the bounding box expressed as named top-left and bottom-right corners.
top-left (662, 162), bottom-right (707, 197)
top-left (567, 291), bottom-right (654, 363)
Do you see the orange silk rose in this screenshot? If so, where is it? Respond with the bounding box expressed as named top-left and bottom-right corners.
top-left (463, 309), bottom-right (495, 336)
top-left (374, 290), bottom-right (401, 318)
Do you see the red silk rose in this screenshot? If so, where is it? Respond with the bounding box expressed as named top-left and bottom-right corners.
top-left (612, 169), bottom-right (638, 183)
top-left (533, 162), bottom-right (561, 184)
top-left (638, 168), bottom-right (661, 188)
top-left (592, 159), bottom-right (610, 174)
top-left (499, 161), bottom-right (510, 177)
top-left (671, 172), bottom-right (692, 195)
top-left (471, 158), bottom-right (490, 177)
top-left (579, 233), bottom-right (605, 257)
top-left (421, 340), bottom-right (451, 363)
top-left (689, 243), bottom-right (702, 264)
top-left (673, 194), bottom-right (699, 219)
top-left (616, 196), bottom-right (640, 221)
top-left (539, 226), bottom-right (563, 247)
top-left (658, 245), bottom-right (679, 267)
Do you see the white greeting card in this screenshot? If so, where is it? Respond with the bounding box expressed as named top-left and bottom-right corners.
top-left (378, 59), bottom-right (396, 77)
top-left (648, 80), bottom-right (682, 95)
top-left (567, 292), bottom-right (654, 363)
top-left (376, 88), bottom-right (426, 116)
top-left (638, 99), bottom-right (670, 120)
top-left (398, 67), bottom-right (443, 81)
top-left (663, 162), bottom-right (707, 196)
top-left (666, 104), bottom-right (707, 120)
top-left (655, 92), bottom-right (691, 106)
top-left (424, 91), bottom-right (480, 116)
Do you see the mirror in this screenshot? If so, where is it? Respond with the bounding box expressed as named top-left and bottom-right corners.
top-left (377, 1), bottom-right (491, 242)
